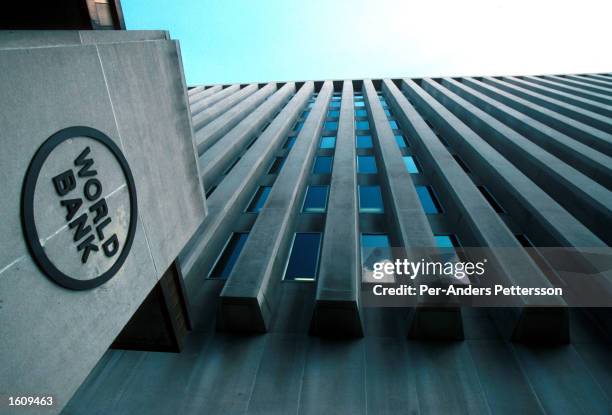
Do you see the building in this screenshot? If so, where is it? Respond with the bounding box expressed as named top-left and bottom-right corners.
top-left (63, 73), bottom-right (612, 414)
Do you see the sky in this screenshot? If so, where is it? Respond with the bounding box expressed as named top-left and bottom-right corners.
top-left (123, 0), bottom-right (612, 86)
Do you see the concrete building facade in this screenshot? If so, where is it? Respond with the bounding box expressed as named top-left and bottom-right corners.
top-left (63, 73), bottom-right (612, 414)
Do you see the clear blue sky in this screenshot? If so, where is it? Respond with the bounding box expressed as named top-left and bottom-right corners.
top-left (123, 0), bottom-right (612, 86)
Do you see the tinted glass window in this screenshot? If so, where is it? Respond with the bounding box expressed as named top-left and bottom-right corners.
top-left (359, 185), bottom-right (384, 213)
top-left (416, 186), bottom-right (441, 214)
top-left (357, 155), bottom-right (377, 173)
top-left (355, 109), bottom-right (368, 117)
top-left (325, 121), bottom-right (338, 131)
top-left (285, 136), bottom-right (296, 149)
top-left (388, 120), bottom-right (399, 129)
top-left (434, 234), bottom-right (459, 248)
top-left (320, 136), bottom-right (336, 149)
top-left (246, 186), bottom-right (272, 213)
top-left (330, 101), bottom-right (341, 108)
top-left (356, 135), bottom-right (373, 148)
top-left (209, 233), bottom-right (249, 279)
top-left (356, 120), bottom-right (370, 130)
top-left (303, 186), bottom-right (328, 213)
top-left (328, 109), bottom-right (340, 117)
top-left (294, 121), bottom-right (304, 132)
top-left (354, 101), bottom-right (366, 107)
top-left (284, 233), bottom-right (322, 280)
top-left (313, 156), bottom-right (333, 174)
top-left (395, 135), bottom-right (407, 148)
top-left (268, 157), bottom-right (285, 174)
top-left (403, 156), bottom-right (420, 173)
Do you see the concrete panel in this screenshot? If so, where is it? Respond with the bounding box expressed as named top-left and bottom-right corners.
top-left (95, 40), bottom-right (206, 275)
top-left (523, 75), bottom-right (612, 105)
top-left (218, 82), bottom-right (333, 332)
top-left (188, 85), bottom-right (222, 105)
top-left (179, 83), bottom-right (313, 288)
top-left (444, 77), bottom-right (612, 187)
top-left (505, 76), bottom-right (612, 118)
top-left (473, 76), bottom-right (612, 135)
top-left (545, 75), bottom-right (612, 96)
top-left (199, 83), bottom-right (295, 190)
top-left (196, 83), bottom-right (277, 154)
top-left (192, 84), bottom-right (258, 130)
top-left (190, 84), bottom-right (240, 117)
top-left (477, 77), bottom-right (612, 153)
top-left (0, 35), bottom-right (204, 414)
top-left (312, 80), bottom-right (363, 337)
top-left (0, 30), bottom-right (169, 49)
top-left (421, 78), bottom-right (612, 246)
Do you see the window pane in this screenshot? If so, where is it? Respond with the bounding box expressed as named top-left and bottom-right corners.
top-left (359, 185), bottom-right (384, 213)
top-left (357, 155), bottom-right (377, 173)
top-left (246, 186), bottom-right (272, 213)
top-left (313, 156), bottom-right (333, 174)
top-left (268, 157), bottom-right (285, 174)
top-left (395, 135), bottom-right (407, 148)
top-left (361, 233), bottom-right (390, 248)
top-left (294, 121), bottom-right (304, 132)
top-left (416, 186), bottom-right (441, 214)
top-left (361, 233), bottom-right (393, 282)
top-left (301, 110), bottom-right (310, 118)
top-left (330, 101), bottom-right (341, 108)
top-left (434, 234), bottom-right (459, 248)
top-left (285, 136), bottom-right (296, 149)
top-left (303, 185), bottom-right (328, 213)
top-left (320, 136), bottom-right (336, 149)
top-left (328, 110), bottom-right (340, 117)
top-left (354, 101), bottom-right (365, 107)
top-left (325, 121), bottom-right (338, 131)
top-left (388, 120), bottom-right (399, 130)
top-left (284, 233), bottom-right (322, 280)
top-left (356, 120), bottom-right (370, 130)
top-left (355, 109), bottom-right (368, 117)
top-left (403, 155), bottom-right (420, 173)
top-left (384, 109), bottom-right (391, 116)
top-left (209, 233), bottom-right (249, 279)
top-left (356, 135), bottom-right (373, 148)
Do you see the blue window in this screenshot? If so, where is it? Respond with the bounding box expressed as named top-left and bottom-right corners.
top-left (357, 155), bottom-right (377, 173)
top-left (313, 156), bottom-right (333, 174)
top-left (330, 101), bottom-right (341, 108)
top-left (332, 95), bottom-right (341, 101)
top-left (246, 186), bottom-right (272, 213)
top-left (285, 136), bottom-right (296, 149)
top-left (302, 185), bottom-right (328, 213)
top-left (359, 185), bottom-right (384, 213)
top-left (416, 186), bottom-right (442, 214)
top-left (361, 233), bottom-right (390, 248)
top-left (284, 233), bottom-right (322, 281)
top-left (434, 234), bottom-right (459, 248)
top-left (328, 110), bottom-right (340, 117)
top-left (293, 121), bottom-right (304, 133)
top-left (268, 157), bottom-right (285, 174)
top-left (325, 121), bottom-right (338, 131)
top-left (301, 110), bottom-right (310, 119)
top-left (395, 135), bottom-right (407, 148)
top-left (354, 94), bottom-right (364, 99)
top-left (403, 156), bottom-right (420, 173)
top-left (384, 109), bottom-right (391, 116)
top-left (307, 102), bottom-right (315, 108)
top-left (388, 120), bottom-right (399, 130)
top-left (356, 135), bottom-right (373, 149)
top-left (356, 120), bottom-right (370, 130)
top-left (355, 109), bottom-right (368, 117)
top-left (354, 101), bottom-right (365, 107)
top-left (320, 136), bottom-right (336, 149)
top-left (209, 233), bottom-right (249, 279)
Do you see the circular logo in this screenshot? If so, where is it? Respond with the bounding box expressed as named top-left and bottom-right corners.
top-left (22, 126), bottom-right (138, 290)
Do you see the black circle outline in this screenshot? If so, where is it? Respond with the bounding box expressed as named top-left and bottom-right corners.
top-left (21, 126), bottom-right (138, 290)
